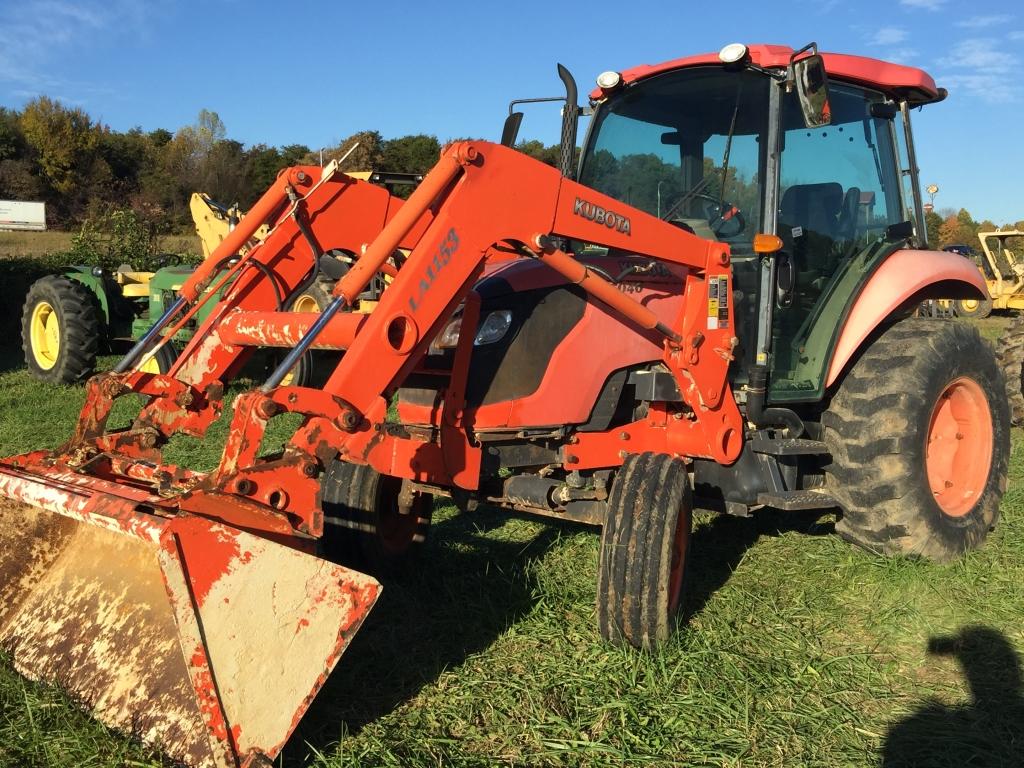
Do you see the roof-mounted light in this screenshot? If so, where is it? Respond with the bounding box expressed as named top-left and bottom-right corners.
top-left (718, 43), bottom-right (749, 64)
top-left (596, 71), bottom-right (622, 90)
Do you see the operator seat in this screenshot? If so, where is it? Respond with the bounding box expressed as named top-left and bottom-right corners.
top-left (779, 182), bottom-right (844, 287)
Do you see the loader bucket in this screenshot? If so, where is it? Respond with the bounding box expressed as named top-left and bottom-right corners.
top-left (0, 465), bottom-right (381, 768)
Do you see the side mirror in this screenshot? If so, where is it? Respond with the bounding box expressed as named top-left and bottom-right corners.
top-left (501, 112), bottom-right (524, 147)
top-left (793, 54), bottom-right (832, 128)
top-left (776, 252), bottom-right (795, 308)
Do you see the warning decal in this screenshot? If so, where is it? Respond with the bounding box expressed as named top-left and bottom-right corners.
top-left (709, 275), bottom-right (729, 330)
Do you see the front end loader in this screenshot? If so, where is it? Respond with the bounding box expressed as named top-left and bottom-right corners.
top-left (0, 43), bottom-right (1008, 767)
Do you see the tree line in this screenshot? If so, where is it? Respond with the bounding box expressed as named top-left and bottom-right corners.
top-left (1, 96), bottom-right (1020, 252)
top-left (0, 97), bottom-right (564, 232)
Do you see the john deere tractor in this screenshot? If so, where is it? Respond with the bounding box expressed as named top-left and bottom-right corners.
top-left (22, 173), bottom-right (420, 384)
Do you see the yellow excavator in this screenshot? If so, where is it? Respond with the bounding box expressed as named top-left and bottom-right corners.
top-left (953, 229), bottom-right (1024, 318)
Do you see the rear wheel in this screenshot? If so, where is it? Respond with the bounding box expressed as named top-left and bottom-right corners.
top-left (138, 343), bottom-right (178, 375)
top-left (319, 460), bottom-right (432, 576)
top-left (21, 275), bottom-right (102, 384)
top-left (280, 283), bottom-right (333, 387)
top-left (995, 313), bottom-right (1024, 426)
top-left (824, 318), bottom-right (1008, 562)
top-left (954, 296), bottom-right (993, 318)
top-left (597, 452), bottom-right (692, 649)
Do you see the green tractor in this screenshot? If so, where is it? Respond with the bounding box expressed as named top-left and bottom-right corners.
top-left (22, 263), bottom-right (220, 382)
top-left (20, 192), bottom-right (250, 384)
top-left (22, 174), bottom-right (422, 385)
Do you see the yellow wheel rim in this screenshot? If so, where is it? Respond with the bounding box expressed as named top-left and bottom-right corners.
top-left (30, 301), bottom-right (60, 370)
top-left (139, 356), bottom-right (162, 374)
top-left (961, 299), bottom-right (979, 312)
top-left (281, 293), bottom-right (322, 386)
top-left (293, 294), bottom-right (321, 313)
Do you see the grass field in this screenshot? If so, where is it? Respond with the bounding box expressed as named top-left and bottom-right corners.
top-left (0, 230), bottom-right (200, 260)
top-left (1, 322), bottom-right (1023, 767)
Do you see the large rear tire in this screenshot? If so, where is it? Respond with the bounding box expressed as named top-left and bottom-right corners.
top-left (824, 318), bottom-right (1008, 562)
top-left (21, 275), bottom-right (102, 384)
top-left (319, 460), bottom-right (432, 576)
top-left (995, 313), bottom-right (1024, 426)
top-left (597, 452), bottom-right (692, 649)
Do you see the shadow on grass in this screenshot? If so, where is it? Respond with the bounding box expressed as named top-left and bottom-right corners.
top-left (282, 505), bottom-right (836, 764)
top-left (280, 506), bottom-right (572, 766)
top-left (881, 625), bottom-right (1024, 767)
top-left (683, 508), bottom-right (834, 622)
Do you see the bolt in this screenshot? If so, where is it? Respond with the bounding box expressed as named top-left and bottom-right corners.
top-left (175, 390), bottom-right (194, 408)
top-left (565, 454), bottom-right (579, 465)
top-left (945, 481), bottom-right (954, 488)
top-left (956, 432), bottom-right (964, 440)
top-left (236, 478), bottom-right (255, 495)
top-left (302, 462), bottom-right (319, 478)
top-left (139, 429), bottom-right (160, 449)
top-left (336, 409), bottom-right (359, 432)
top-left (288, 392), bottom-right (299, 404)
top-left (619, 431), bottom-right (630, 441)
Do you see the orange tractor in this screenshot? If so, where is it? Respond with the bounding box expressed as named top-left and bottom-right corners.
top-left (0, 43), bottom-right (1007, 767)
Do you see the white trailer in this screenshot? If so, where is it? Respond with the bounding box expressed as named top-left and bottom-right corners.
top-left (0, 200), bottom-right (46, 231)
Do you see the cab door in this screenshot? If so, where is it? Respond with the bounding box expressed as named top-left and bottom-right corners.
top-left (768, 81), bottom-right (908, 403)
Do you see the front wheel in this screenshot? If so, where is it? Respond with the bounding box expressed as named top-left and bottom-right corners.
top-left (824, 318), bottom-right (1008, 562)
top-left (954, 296), bottom-right (993, 318)
top-left (597, 452), bottom-right (692, 649)
top-left (319, 460), bottom-right (432, 576)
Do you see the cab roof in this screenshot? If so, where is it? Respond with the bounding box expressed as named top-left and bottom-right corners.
top-left (591, 44), bottom-right (943, 106)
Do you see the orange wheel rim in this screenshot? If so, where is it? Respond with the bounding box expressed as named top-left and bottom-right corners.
top-left (667, 508), bottom-right (690, 613)
top-left (925, 376), bottom-right (993, 517)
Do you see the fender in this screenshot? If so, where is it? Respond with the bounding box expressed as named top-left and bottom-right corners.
top-left (826, 248), bottom-right (988, 388)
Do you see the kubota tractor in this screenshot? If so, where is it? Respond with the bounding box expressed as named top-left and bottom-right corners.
top-left (0, 43), bottom-right (1007, 768)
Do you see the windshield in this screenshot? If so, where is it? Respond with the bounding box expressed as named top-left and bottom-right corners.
top-left (578, 67), bottom-right (770, 253)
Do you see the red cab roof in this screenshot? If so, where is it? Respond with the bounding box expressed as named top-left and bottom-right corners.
top-left (591, 44), bottom-right (942, 105)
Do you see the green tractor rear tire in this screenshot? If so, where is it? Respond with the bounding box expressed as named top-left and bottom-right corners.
top-left (21, 275), bottom-right (102, 384)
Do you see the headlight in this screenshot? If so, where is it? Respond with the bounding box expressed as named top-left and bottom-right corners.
top-left (474, 310), bottom-right (512, 345)
top-left (433, 310), bottom-right (513, 350)
top-left (718, 43), bottom-right (748, 64)
top-left (434, 317), bottom-right (463, 349)
top-left (596, 71), bottom-right (622, 90)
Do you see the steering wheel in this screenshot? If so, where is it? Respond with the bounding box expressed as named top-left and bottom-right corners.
top-left (686, 193), bottom-right (745, 238)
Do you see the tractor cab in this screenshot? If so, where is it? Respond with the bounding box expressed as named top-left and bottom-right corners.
top-left (576, 43), bottom-right (944, 401)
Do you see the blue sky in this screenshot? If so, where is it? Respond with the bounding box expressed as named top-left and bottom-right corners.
top-left (0, 0), bottom-right (1020, 224)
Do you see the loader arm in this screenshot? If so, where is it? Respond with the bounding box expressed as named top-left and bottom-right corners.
top-left (199, 141), bottom-right (742, 520)
top-left (19, 141), bottom-right (743, 539)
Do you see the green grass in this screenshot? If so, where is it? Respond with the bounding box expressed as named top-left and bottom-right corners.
top-left (2, 338), bottom-right (1024, 767)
